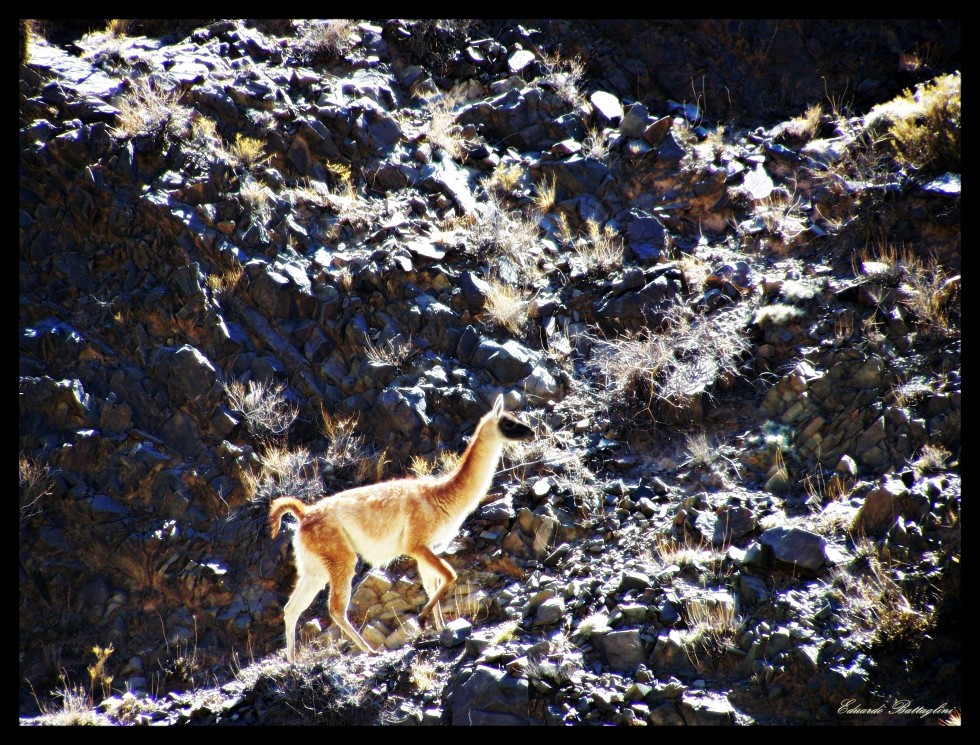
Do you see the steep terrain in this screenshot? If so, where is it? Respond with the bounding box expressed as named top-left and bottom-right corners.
top-left (19, 19), bottom-right (960, 725)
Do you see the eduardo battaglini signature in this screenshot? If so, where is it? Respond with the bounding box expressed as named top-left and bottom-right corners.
top-left (839, 699), bottom-right (955, 719)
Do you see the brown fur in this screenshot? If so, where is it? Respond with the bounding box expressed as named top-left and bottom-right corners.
top-left (269, 394), bottom-right (533, 660)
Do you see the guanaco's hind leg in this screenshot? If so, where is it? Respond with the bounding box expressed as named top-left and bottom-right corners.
top-left (324, 548), bottom-right (377, 654)
top-left (417, 559), bottom-right (448, 631)
top-left (412, 546), bottom-right (457, 629)
top-left (283, 559), bottom-right (328, 663)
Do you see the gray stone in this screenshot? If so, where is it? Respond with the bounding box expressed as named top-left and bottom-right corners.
top-left (445, 665), bottom-right (530, 725)
top-left (758, 527), bottom-right (828, 571)
top-left (440, 618), bottom-right (473, 647)
top-left (712, 505), bottom-right (757, 545)
top-left (679, 691), bottom-right (736, 725)
top-left (534, 596), bottom-right (565, 625)
top-left (421, 158), bottom-right (476, 214)
top-left (854, 477), bottom-right (908, 536)
top-left (590, 90), bottom-right (623, 123)
top-left (619, 102), bottom-right (650, 137)
top-left (626, 211), bottom-right (667, 260)
top-left (539, 155), bottom-right (610, 196)
top-left (374, 386), bottom-right (428, 437)
top-left (459, 271), bottom-right (491, 312)
top-left (594, 628), bottom-right (645, 671)
top-left (507, 49), bottom-right (535, 74)
top-left (470, 338), bottom-right (535, 384)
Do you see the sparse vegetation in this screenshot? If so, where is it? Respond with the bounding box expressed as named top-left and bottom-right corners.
top-left (782, 103), bottom-right (823, 143)
top-left (255, 445), bottom-right (323, 502)
top-left (230, 133), bottom-right (268, 167)
top-left (576, 219), bottom-right (623, 274)
top-left (473, 192), bottom-right (545, 285)
top-left (912, 443), bottom-right (952, 474)
top-left (483, 278), bottom-right (530, 334)
top-left (423, 86), bottom-right (467, 160)
top-left (532, 175), bottom-right (557, 213)
top-left (18, 18), bottom-right (961, 727)
top-left (113, 77), bottom-right (189, 139)
top-left (864, 71), bottom-right (960, 175)
top-left (482, 162), bottom-right (524, 195)
top-left (751, 304), bottom-right (804, 326)
top-left (105, 19), bottom-right (131, 38)
top-left (589, 305), bottom-right (749, 423)
top-left (299, 19), bottom-right (357, 63)
top-left (537, 50), bottom-right (585, 107)
top-left (19, 453), bottom-right (52, 526)
top-left (226, 379), bottom-right (298, 439)
top-left (205, 265), bottom-right (244, 305)
top-left (682, 594), bottom-right (740, 661)
top-left (835, 551), bottom-right (938, 652)
top-left (409, 448), bottom-right (462, 479)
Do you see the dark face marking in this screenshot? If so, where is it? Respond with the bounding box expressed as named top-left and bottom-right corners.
top-left (498, 414), bottom-right (535, 441)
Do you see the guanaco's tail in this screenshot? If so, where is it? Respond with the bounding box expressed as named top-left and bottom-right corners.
top-left (269, 497), bottom-right (308, 538)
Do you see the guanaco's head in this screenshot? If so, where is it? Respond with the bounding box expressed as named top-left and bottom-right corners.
top-left (490, 394), bottom-right (535, 442)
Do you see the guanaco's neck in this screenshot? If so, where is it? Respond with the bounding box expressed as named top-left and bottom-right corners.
top-left (436, 416), bottom-right (503, 512)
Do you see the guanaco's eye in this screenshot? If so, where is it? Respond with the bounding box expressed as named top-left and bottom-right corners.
top-left (499, 418), bottom-right (533, 439)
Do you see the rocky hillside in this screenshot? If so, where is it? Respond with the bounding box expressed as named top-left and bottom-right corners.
top-left (19, 19), bottom-right (960, 725)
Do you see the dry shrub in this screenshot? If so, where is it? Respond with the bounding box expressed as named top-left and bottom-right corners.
top-left (114, 77), bottom-right (189, 139)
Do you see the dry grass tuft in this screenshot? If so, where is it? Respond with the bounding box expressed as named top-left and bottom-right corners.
top-left (865, 71), bottom-right (960, 175)
top-left (473, 193), bottom-right (545, 285)
top-left (114, 77), bottom-right (189, 139)
top-left (782, 103), bottom-right (823, 143)
top-left (409, 448), bottom-right (462, 479)
top-left (834, 551), bottom-right (938, 652)
top-left (483, 279), bottom-right (530, 334)
top-left (423, 86), bottom-right (467, 160)
top-left (230, 133), bottom-right (268, 167)
top-left (482, 162), bottom-right (524, 194)
top-left (227, 379), bottom-right (298, 439)
top-left (588, 305), bottom-right (749, 422)
top-left (299, 19), bottom-right (357, 62)
top-left (577, 219), bottom-right (623, 274)
top-left (205, 265), bottom-right (244, 305)
top-left (105, 19), bottom-right (132, 38)
top-left (533, 175), bottom-right (557, 213)
top-left (537, 50), bottom-right (585, 107)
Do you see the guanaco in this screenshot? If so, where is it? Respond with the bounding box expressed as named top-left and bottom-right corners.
top-left (269, 394), bottom-right (534, 661)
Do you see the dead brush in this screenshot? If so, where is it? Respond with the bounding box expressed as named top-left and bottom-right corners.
top-left (422, 85), bottom-right (467, 160)
top-left (833, 552), bottom-right (938, 653)
top-left (587, 304), bottom-right (750, 422)
top-left (113, 77), bottom-right (189, 139)
top-left (299, 19), bottom-right (357, 63)
top-left (482, 278), bottom-right (530, 335)
top-left (575, 219), bottom-right (623, 275)
top-left (864, 71), bottom-right (960, 175)
top-left (227, 379), bottom-right (298, 440)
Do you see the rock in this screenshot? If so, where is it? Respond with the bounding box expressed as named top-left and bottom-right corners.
top-left (469, 338), bottom-right (536, 384)
top-left (590, 91), bottom-right (623, 123)
top-left (420, 158), bottom-right (476, 214)
top-left (507, 49), bottom-right (535, 74)
top-left (853, 477), bottom-right (909, 536)
top-left (445, 665), bottom-right (531, 725)
top-left (440, 618), bottom-right (472, 647)
top-left (711, 505), bottom-right (757, 545)
top-left (625, 210), bottom-right (668, 261)
top-left (679, 691), bottom-right (736, 725)
top-left (593, 628), bottom-right (645, 672)
top-left (758, 527), bottom-right (828, 571)
top-left (373, 386), bottom-right (428, 438)
top-left (619, 102), bottom-right (650, 137)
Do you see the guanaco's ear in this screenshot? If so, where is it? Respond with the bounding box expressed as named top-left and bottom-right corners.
top-left (492, 394), bottom-right (505, 418)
